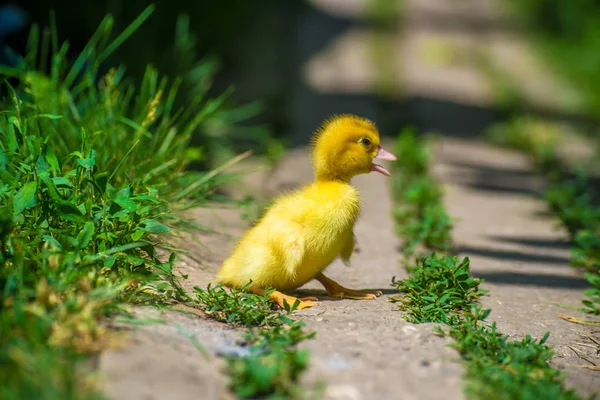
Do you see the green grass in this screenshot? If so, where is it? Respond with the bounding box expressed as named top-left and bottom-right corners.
top-left (194, 283), bottom-right (280, 327)
top-left (392, 128), bottom-right (580, 399)
top-left (0, 7), bottom-right (262, 399)
top-left (226, 318), bottom-right (316, 400)
top-left (487, 117), bottom-right (600, 319)
top-left (392, 130), bottom-right (453, 257)
top-left (441, 309), bottom-right (580, 400)
top-left (392, 254), bottom-right (487, 324)
top-left (485, 116), bottom-right (561, 168)
top-left (193, 283), bottom-right (318, 399)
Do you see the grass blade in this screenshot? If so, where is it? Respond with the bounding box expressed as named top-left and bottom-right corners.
top-left (99, 4), bottom-right (155, 61)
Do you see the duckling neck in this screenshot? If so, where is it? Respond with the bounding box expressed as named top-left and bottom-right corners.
top-left (315, 172), bottom-right (352, 184)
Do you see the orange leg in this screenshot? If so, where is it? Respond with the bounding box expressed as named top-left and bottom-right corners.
top-left (248, 287), bottom-right (318, 310)
top-left (315, 273), bottom-right (382, 300)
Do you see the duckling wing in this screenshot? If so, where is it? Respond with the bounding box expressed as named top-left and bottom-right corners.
top-left (340, 231), bottom-right (355, 266)
top-left (217, 218), bottom-right (305, 290)
top-left (268, 219), bottom-right (305, 279)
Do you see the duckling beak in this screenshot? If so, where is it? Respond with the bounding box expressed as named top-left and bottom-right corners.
top-left (370, 145), bottom-right (397, 176)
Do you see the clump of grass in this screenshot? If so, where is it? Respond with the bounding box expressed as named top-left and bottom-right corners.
top-left (392, 255), bottom-right (487, 324)
top-left (194, 284), bottom-right (317, 399)
top-left (392, 128), bottom-right (579, 399)
top-left (545, 176), bottom-right (600, 316)
top-left (544, 173), bottom-right (600, 238)
top-left (391, 128), bottom-right (483, 324)
top-left (0, 7), bottom-right (255, 398)
top-left (439, 309), bottom-right (580, 400)
top-left (572, 230), bottom-right (600, 273)
top-left (547, 179), bottom-right (600, 316)
top-left (393, 129), bottom-right (454, 257)
top-left (227, 317), bottom-right (316, 399)
top-left (194, 283), bottom-right (278, 327)
top-left (486, 116), bottom-right (561, 168)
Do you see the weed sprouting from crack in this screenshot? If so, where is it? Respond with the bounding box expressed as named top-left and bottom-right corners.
top-left (391, 255), bottom-right (487, 325)
top-left (194, 283), bottom-right (319, 399)
top-left (438, 308), bottom-right (580, 400)
top-left (194, 283), bottom-right (279, 327)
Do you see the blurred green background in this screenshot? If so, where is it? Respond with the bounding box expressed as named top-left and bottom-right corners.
top-left (3, 0), bottom-right (600, 151)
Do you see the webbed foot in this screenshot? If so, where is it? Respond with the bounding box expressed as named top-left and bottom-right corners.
top-left (316, 273), bottom-right (382, 300)
top-left (271, 291), bottom-right (319, 310)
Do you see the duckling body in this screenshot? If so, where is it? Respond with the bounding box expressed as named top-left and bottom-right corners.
top-left (218, 181), bottom-right (359, 291)
top-left (216, 114), bottom-right (396, 309)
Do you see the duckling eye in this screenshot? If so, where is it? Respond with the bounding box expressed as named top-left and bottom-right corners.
top-left (360, 138), bottom-right (371, 147)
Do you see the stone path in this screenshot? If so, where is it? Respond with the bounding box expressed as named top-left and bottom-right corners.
top-left (433, 137), bottom-right (600, 397)
top-left (98, 146), bottom-right (466, 400)
top-left (98, 139), bottom-right (599, 399)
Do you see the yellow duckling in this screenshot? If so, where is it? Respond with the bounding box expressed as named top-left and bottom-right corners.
top-left (217, 114), bottom-right (396, 309)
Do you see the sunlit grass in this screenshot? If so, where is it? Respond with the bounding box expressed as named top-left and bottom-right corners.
top-left (0, 6), bottom-right (261, 398)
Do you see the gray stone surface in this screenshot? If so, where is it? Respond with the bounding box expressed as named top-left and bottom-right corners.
top-left (99, 138), bottom-right (600, 400)
top-left (432, 137), bottom-right (600, 397)
top-left (98, 308), bottom-right (238, 400)
top-left (98, 145), bottom-right (465, 400)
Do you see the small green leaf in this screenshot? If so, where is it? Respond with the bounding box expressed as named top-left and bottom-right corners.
top-left (8, 116), bottom-right (20, 130)
top-left (43, 235), bottom-right (62, 251)
top-left (104, 256), bottom-right (117, 268)
top-left (126, 255), bottom-right (144, 266)
top-left (143, 219), bottom-right (170, 234)
top-left (77, 157), bottom-right (95, 169)
top-left (161, 262), bottom-right (172, 273)
top-left (95, 172), bottom-right (109, 193)
top-left (117, 187), bottom-right (131, 197)
top-left (56, 201), bottom-right (84, 222)
top-left (114, 195), bottom-right (138, 211)
top-left (0, 148), bottom-right (6, 169)
top-left (52, 177), bottom-right (73, 188)
top-left (35, 156), bottom-right (50, 174)
top-left (38, 113), bottom-right (63, 120)
top-left (76, 221), bottom-right (95, 249)
top-left (6, 121), bottom-right (18, 151)
top-left (13, 181), bottom-right (37, 214)
top-left (131, 229), bottom-right (145, 241)
top-left (133, 194), bottom-right (160, 204)
top-left (46, 148), bottom-right (60, 173)
top-left (41, 175), bottom-right (62, 201)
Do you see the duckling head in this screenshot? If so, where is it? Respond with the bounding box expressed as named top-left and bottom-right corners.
top-left (311, 114), bottom-right (397, 182)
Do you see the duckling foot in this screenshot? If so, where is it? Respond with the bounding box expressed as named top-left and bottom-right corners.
top-left (271, 291), bottom-right (318, 310)
top-left (316, 273), bottom-right (382, 300)
top-left (248, 287), bottom-right (318, 310)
